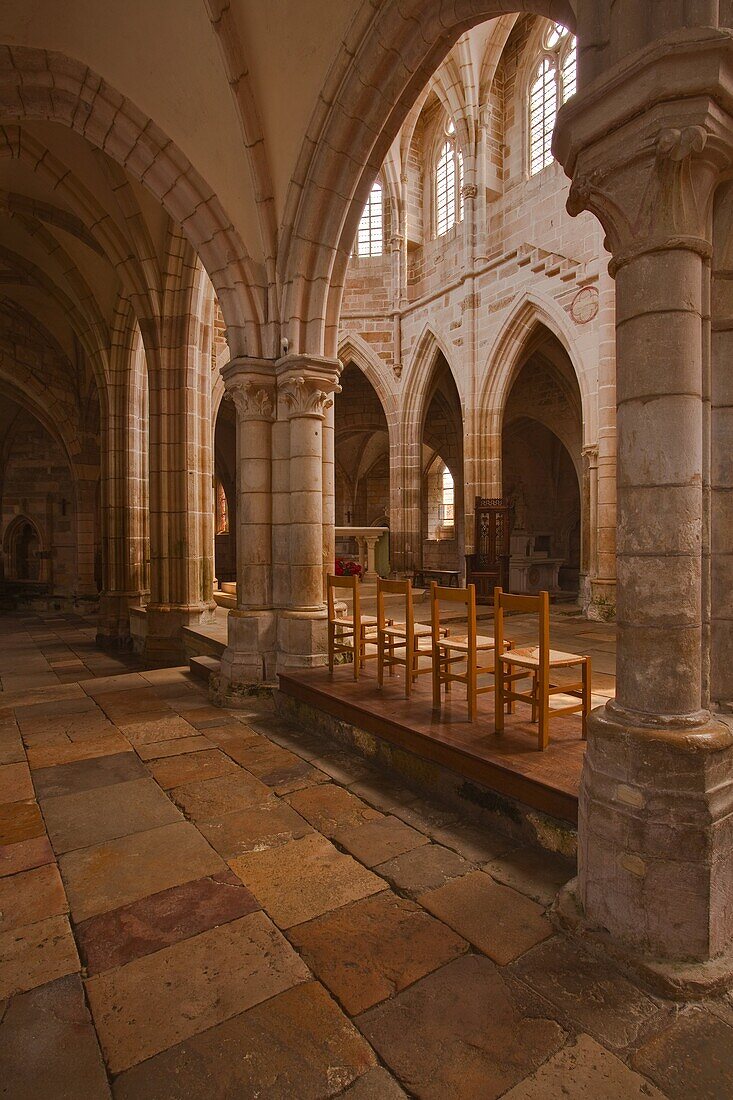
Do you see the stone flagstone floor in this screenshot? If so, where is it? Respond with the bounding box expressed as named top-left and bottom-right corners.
top-left (2, 612), bottom-right (733, 1097)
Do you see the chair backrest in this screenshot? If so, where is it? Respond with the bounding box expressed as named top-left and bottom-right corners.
top-left (327, 573), bottom-right (360, 625)
top-left (493, 587), bottom-right (550, 671)
top-left (376, 578), bottom-right (413, 634)
top-left (431, 582), bottom-right (477, 648)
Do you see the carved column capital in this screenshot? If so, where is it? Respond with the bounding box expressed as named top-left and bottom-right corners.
top-left (221, 357), bottom-right (276, 422)
top-left (582, 444), bottom-right (599, 468)
top-left (461, 183), bottom-right (478, 200)
top-left (554, 31), bottom-right (733, 273)
top-left (276, 354), bottom-right (342, 420)
top-left (566, 122), bottom-right (724, 273)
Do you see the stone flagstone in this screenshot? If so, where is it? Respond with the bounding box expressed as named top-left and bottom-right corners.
top-left (85, 910), bottom-right (310, 1073)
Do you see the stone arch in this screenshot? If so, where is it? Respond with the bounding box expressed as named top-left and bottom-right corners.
top-left (480, 293), bottom-right (586, 496)
top-left (279, 0), bottom-right (576, 356)
top-left (401, 324), bottom-right (463, 444)
top-left (477, 290), bottom-right (591, 492)
top-left (337, 332), bottom-right (397, 424)
top-left (0, 43), bottom-right (266, 357)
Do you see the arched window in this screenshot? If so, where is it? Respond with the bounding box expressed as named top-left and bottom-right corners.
top-left (528, 23), bottom-right (577, 176)
top-left (357, 180), bottom-right (383, 256)
top-left (215, 479), bottom-right (229, 535)
top-left (435, 118), bottom-right (464, 237)
top-left (426, 458), bottom-right (455, 539)
top-left (440, 466), bottom-right (455, 529)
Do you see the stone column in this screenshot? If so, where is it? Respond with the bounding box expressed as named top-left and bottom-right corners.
top-left (363, 534), bottom-right (381, 582)
top-left (144, 336), bottom-right (216, 667)
top-left (98, 367), bottom-right (149, 647)
top-left (276, 355), bottom-right (341, 669)
top-left (555, 42), bottom-right (733, 984)
top-left (393, 428), bottom-right (421, 577)
top-left (218, 359), bottom-right (277, 696)
top-left (581, 444), bottom-right (598, 607)
top-left (589, 278), bottom-right (618, 621)
top-left (74, 474), bottom-right (99, 603)
top-left (322, 401), bottom-right (336, 594)
top-left (710, 183), bottom-right (733, 706)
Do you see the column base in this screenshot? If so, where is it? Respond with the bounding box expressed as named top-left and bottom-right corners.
top-left (276, 608), bottom-right (328, 672)
top-left (96, 592), bottom-right (148, 649)
top-left (586, 578), bottom-right (616, 622)
top-left (216, 609), bottom-right (277, 705)
top-left (574, 700), bottom-right (733, 973)
top-left (142, 602), bottom-right (216, 668)
top-left (554, 879), bottom-right (733, 1000)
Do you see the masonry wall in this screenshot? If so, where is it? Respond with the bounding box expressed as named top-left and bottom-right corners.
top-left (337, 14), bottom-right (616, 614)
top-left (1, 412), bottom-right (79, 602)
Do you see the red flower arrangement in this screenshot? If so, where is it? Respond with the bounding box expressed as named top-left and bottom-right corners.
top-left (335, 557), bottom-right (363, 578)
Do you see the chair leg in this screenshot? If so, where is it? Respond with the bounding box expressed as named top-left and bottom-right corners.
top-left (432, 647), bottom-right (441, 710)
top-left (328, 625), bottom-right (334, 674)
top-left (467, 656), bottom-right (477, 722)
top-left (377, 632), bottom-right (384, 688)
top-left (495, 660), bottom-right (505, 733)
top-left (505, 644), bottom-right (514, 714)
top-left (582, 656), bottom-right (591, 739)
top-left (388, 635), bottom-right (395, 676)
top-left (353, 630), bottom-right (359, 681)
top-left (405, 636), bottom-right (413, 698)
top-left (538, 672), bottom-right (549, 751)
top-left (531, 671), bottom-right (538, 723)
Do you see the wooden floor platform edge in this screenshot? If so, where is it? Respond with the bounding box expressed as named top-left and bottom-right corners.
top-left (277, 672), bottom-right (579, 827)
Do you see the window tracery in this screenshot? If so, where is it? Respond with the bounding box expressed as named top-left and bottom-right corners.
top-left (529, 23), bottom-right (577, 176)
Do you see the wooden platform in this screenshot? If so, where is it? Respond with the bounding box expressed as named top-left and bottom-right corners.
top-left (278, 664), bottom-right (586, 825)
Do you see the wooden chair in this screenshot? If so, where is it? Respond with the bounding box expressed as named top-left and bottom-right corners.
top-left (493, 587), bottom-right (591, 750)
top-left (376, 578), bottom-right (447, 697)
top-left (327, 574), bottom-right (379, 680)
top-left (431, 582), bottom-right (512, 721)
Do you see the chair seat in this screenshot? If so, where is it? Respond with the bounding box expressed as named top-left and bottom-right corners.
top-left (381, 622), bottom-right (432, 639)
top-left (501, 645), bottom-right (585, 669)
top-left (335, 614), bottom-right (378, 627)
top-left (437, 633), bottom-right (497, 652)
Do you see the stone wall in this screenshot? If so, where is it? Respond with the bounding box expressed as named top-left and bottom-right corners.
top-left (0, 411), bottom-right (80, 603)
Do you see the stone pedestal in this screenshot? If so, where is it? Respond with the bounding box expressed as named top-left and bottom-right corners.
top-left (574, 704), bottom-right (733, 968)
top-left (143, 603), bottom-right (216, 667)
top-left (96, 591), bottom-right (147, 649)
top-left (219, 609), bottom-right (277, 701)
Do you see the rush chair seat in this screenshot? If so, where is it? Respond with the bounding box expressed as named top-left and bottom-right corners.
top-left (493, 586), bottom-right (591, 751)
top-left (430, 582), bottom-right (513, 721)
top-left (376, 577), bottom-right (448, 697)
top-left (327, 573), bottom-right (381, 680)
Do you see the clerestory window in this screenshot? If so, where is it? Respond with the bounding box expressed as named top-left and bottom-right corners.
top-left (435, 118), bottom-right (464, 237)
top-left (357, 180), bottom-right (384, 256)
top-left (529, 23), bottom-right (577, 176)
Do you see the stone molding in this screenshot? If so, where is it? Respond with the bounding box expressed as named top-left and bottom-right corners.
top-left (276, 354), bottom-right (342, 420)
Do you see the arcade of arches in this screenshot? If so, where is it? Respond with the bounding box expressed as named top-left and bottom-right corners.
top-left (5, 1), bottom-right (733, 1089)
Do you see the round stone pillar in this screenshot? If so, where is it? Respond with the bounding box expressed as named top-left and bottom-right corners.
top-left (276, 355), bottom-right (342, 669)
top-left (555, 37), bottom-right (733, 989)
top-left (218, 359), bottom-right (277, 698)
